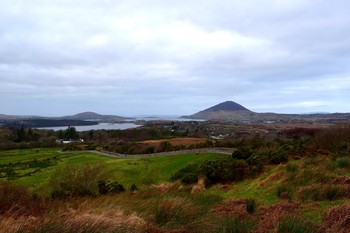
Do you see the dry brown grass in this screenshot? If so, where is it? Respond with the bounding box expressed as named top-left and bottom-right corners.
top-left (254, 203), bottom-right (300, 233)
top-left (211, 199), bottom-right (249, 218)
top-left (320, 203), bottom-right (350, 233)
top-left (191, 177), bottom-right (206, 194)
top-left (0, 195), bottom-right (147, 233)
top-left (259, 170), bottom-right (285, 188)
top-left (0, 182), bottom-right (46, 217)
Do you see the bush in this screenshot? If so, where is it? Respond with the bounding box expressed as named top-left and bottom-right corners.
top-left (108, 181), bottom-right (125, 193)
top-left (246, 154), bottom-right (264, 176)
top-left (336, 157), bottom-right (350, 168)
top-left (199, 159), bottom-right (249, 185)
top-left (232, 146), bottom-right (254, 160)
top-left (171, 164), bottom-right (199, 184)
top-left (98, 180), bottom-right (125, 195)
top-left (278, 215), bottom-right (315, 233)
top-left (172, 158), bottom-right (251, 186)
top-left (50, 164), bottom-right (108, 198)
top-left (269, 148), bottom-right (288, 164)
top-left (130, 184), bottom-right (138, 192)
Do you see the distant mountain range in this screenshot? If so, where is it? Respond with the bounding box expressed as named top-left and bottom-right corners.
top-left (183, 101), bottom-right (350, 123)
top-left (0, 112), bottom-right (125, 128)
top-left (60, 112), bottom-right (125, 121)
top-left (0, 112), bottom-right (124, 121)
top-left (1, 102), bottom-right (350, 126)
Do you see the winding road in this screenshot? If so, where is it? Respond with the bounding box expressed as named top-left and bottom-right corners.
top-left (85, 147), bottom-right (235, 159)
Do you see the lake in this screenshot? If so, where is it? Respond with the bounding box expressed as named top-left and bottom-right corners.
top-left (37, 122), bottom-right (140, 132)
top-left (36, 116), bottom-right (204, 131)
top-left (126, 115), bottom-right (205, 122)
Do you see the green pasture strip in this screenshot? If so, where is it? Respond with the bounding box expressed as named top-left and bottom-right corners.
top-left (8, 152), bottom-right (113, 190)
top-left (1, 148), bottom-right (227, 191)
top-left (207, 165), bottom-right (283, 205)
top-left (106, 153), bottom-right (229, 187)
top-left (0, 148), bottom-right (65, 164)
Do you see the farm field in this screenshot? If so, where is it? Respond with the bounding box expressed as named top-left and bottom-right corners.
top-left (0, 148), bottom-right (228, 194)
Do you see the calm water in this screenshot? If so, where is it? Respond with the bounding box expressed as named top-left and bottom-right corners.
top-left (37, 122), bottom-right (140, 132)
top-left (36, 116), bottom-right (204, 131)
top-left (126, 115), bottom-right (205, 121)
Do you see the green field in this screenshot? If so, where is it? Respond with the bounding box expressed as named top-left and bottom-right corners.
top-left (0, 148), bottom-right (228, 193)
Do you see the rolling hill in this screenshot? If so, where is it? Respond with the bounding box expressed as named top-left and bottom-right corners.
top-left (0, 112), bottom-right (126, 127)
top-left (61, 111), bottom-right (125, 121)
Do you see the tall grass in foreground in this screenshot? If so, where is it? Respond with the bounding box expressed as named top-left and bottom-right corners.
top-left (278, 215), bottom-right (316, 233)
top-left (153, 197), bottom-right (198, 227)
top-left (0, 182), bottom-right (45, 217)
top-left (217, 216), bottom-right (255, 233)
top-left (49, 164), bottom-right (110, 198)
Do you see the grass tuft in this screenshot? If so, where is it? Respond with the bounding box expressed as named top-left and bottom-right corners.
top-left (278, 215), bottom-right (316, 233)
top-left (217, 216), bottom-right (255, 233)
top-left (246, 198), bottom-right (257, 214)
top-left (153, 197), bottom-right (198, 228)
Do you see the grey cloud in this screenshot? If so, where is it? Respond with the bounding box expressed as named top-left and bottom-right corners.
top-left (1, 0), bottom-right (350, 115)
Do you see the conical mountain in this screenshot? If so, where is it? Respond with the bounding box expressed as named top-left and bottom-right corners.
top-left (184, 101), bottom-right (253, 120)
top-left (200, 101), bottom-right (250, 112)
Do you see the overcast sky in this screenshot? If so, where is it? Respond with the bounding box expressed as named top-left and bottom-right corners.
top-left (1, 0), bottom-right (350, 116)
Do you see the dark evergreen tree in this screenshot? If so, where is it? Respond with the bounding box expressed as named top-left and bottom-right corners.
top-left (16, 126), bottom-right (26, 142)
top-left (64, 126), bottom-right (78, 140)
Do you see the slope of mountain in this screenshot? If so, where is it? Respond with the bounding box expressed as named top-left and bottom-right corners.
top-left (183, 101), bottom-right (254, 120)
top-left (6, 119), bottom-right (98, 128)
top-left (200, 101), bottom-right (251, 112)
top-left (0, 114), bottom-right (45, 120)
top-left (61, 112), bottom-right (125, 121)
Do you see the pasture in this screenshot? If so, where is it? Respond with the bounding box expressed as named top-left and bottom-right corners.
top-left (0, 148), bottom-right (228, 193)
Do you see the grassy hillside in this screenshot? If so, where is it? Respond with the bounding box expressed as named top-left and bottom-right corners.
top-left (2, 122), bottom-right (350, 232)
